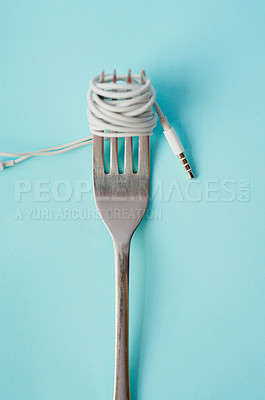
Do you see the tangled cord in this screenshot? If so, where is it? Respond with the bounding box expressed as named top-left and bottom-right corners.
top-left (0, 70), bottom-right (194, 178)
top-left (87, 73), bottom-right (159, 137)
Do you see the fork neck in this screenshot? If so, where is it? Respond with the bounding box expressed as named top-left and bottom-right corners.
top-left (113, 238), bottom-right (131, 400)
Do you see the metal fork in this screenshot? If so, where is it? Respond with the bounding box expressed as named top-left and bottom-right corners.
top-left (93, 132), bottom-right (150, 400)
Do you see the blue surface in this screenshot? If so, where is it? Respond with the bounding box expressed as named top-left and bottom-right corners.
top-left (1, 1), bottom-right (265, 399)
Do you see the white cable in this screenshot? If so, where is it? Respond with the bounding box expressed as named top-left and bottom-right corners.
top-left (0, 136), bottom-right (92, 162)
top-left (0, 71), bottom-right (194, 178)
top-left (87, 73), bottom-right (157, 137)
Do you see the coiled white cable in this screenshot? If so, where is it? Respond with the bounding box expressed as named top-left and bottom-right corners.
top-left (87, 73), bottom-right (157, 137)
top-left (0, 71), bottom-right (194, 178)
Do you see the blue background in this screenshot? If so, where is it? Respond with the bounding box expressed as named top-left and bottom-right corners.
top-left (1, 1), bottom-right (265, 399)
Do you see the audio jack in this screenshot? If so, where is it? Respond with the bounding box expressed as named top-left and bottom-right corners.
top-left (141, 70), bottom-right (194, 179)
top-left (153, 101), bottom-right (195, 179)
top-left (178, 152), bottom-right (194, 179)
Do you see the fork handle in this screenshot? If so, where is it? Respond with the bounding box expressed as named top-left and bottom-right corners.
top-left (113, 240), bottom-right (131, 400)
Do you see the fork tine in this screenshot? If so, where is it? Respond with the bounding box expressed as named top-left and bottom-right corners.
top-left (138, 71), bottom-right (149, 172)
top-left (93, 135), bottom-right (104, 173)
top-left (124, 137), bottom-right (133, 173)
top-left (138, 136), bottom-right (149, 172)
top-left (110, 137), bottom-right (118, 173)
top-left (141, 70), bottom-right (146, 85)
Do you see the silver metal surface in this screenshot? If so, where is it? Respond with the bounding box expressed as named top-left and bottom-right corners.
top-left (93, 135), bottom-right (150, 400)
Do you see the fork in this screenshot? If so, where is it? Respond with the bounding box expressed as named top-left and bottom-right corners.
top-left (93, 134), bottom-right (150, 400)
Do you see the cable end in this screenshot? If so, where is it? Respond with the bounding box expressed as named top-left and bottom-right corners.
top-left (0, 159), bottom-right (15, 171)
top-left (187, 170), bottom-right (195, 179)
top-left (178, 152), bottom-right (195, 179)
top-left (160, 118), bottom-right (195, 179)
